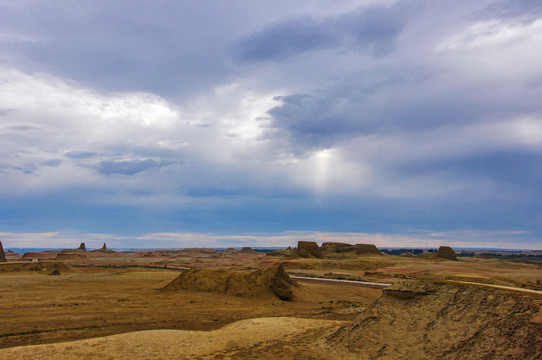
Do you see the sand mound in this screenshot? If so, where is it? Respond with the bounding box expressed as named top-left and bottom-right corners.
top-left (295, 241), bottom-right (322, 258)
top-left (0, 261), bottom-right (71, 273)
top-left (329, 280), bottom-right (542, 359)
top-left (0, 240), bottom-right (6, 262)
top-left (163, 265), bottom-right (297, 300)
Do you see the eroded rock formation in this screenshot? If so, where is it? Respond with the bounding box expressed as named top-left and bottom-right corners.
top-left (435, 246), bottom-right (457, 260)
top-left (0, 240), bottom-right (6, 262)
top-left (329, 280), bottom-right (541, 359)
top-left (296, 241), bottom-right (322, 258)
top-left (163, 265), bottom-right (297, 301)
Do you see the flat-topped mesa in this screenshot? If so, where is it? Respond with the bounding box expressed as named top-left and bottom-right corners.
top-left (435, 246), bottom-right (457, 261)
top-left (56, 252), bottom-right (88, 260)
top-left (320, 242), bottom-right (381, 257)
top-left (295, 241), bottom-right (322, 258)
top-left (0, 240), bottom-right (6, 262)
top-left (77, 243), bottom-right (86, 251)
top-left (352, 243), bottom-right (381, 255)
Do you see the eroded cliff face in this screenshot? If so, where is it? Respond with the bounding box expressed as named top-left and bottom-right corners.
top-left (329, 280), bottom-right (542, 359)
top-left (163, 265), bottom-right (297, 301)
top-left (0, 241), bottom-right (6, 262)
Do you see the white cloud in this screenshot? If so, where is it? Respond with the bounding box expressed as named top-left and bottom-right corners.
top-left (0, 67), bottom-right (183, 194)
top-left (435, 18), bottom-right (542, 83)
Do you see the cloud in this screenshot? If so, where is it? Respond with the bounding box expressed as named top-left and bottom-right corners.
top-left (234, 17), bottom-right (337, 62)
top-left (234, 3), bottom-right (408, 62)
top-left (96, 159), bottom-right (174, 176)
top-left (435, 18), bottom-right (542, 84)
top-left (65, 151), bottom-right (98, 159)
top-left (0, 1), bottom-right (541, 248)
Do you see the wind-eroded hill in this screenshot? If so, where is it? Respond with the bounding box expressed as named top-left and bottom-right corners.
top-left (328, 280), bottom-right (542, 359)
top-left (163, 265), bottom-right (297, 300)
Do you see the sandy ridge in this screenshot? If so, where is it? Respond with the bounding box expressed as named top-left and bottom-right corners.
top-left (0, 317), bottom-right (346, 359)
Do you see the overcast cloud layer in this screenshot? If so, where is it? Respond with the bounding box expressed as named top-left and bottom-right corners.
top-left (1, 0), bottom-right (541, 249)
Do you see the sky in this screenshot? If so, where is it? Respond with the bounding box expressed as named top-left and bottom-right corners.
top-left (0, 0), bottom-right (541, 250)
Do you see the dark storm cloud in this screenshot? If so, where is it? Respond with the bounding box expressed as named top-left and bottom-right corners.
top-left (394, 150), bottom-right (542, 191)
top-left (268, 94), bottom-right (350, 146)
top-left (234, 18), bottom-right (337, 62)
top-left (267, 71), bottom-right (488, 149)
top-left (234, 3), bottom-right (409, 62)
top-left (0, 1), bottom-right (240, 96)
top-left (97, 159), bottom-right (173, 175)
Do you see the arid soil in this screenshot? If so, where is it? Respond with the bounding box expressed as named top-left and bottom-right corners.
top-left (0, 317), bottom-right (346, 359)
top-left (329, 280), bottom-right (542, 359)
top-left (0, 247), bottom-right (541, 359)
top-left (0, 264), bottom-right (379, 350)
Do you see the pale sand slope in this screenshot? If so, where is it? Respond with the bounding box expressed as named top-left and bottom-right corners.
top-left (0, 317), bottom-right (346, 360)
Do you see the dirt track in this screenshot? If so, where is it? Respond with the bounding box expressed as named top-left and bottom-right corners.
top-left (446, 280), bottom-right (542, 295)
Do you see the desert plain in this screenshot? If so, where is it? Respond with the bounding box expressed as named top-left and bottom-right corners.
top-left (0, 242), bottom-right (540, 359)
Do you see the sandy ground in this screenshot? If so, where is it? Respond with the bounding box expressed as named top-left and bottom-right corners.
top-left (0, 267), bottom-right (380, 349)
top-left (0, 317), bottom-right (346, 359)
top-left (1, 250), bottom-right (540, 358)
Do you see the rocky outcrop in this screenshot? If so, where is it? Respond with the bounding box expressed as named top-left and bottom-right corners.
top-left (329, 280), bottom-right (541, 359)
top-left (295, 241), bottom-right (322, 258)
top-left (352, 244), bottom-right (380, 254)
top-left (92, 242), bottom-right (114, 253)
top-left (60, 243), bottom-right (87, 253)
top-left (435, 246), bottom-right (457, 260)
top-left (163, 265), bottom-right (297, 301)
top-left (0, 240), bottom-right (6, 262)
top-left (320, 242), bottom-right (381, 258)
